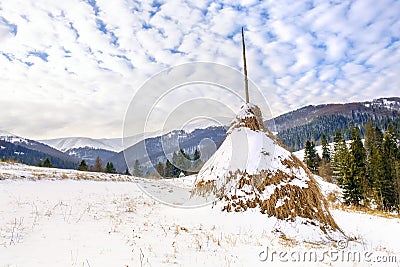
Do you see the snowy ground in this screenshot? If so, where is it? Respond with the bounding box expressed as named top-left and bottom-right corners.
top-left (0, 163), bottom-right (399, 266)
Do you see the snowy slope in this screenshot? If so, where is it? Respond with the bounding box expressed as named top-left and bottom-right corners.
top-left (293, 140), bottom-right (354, 161)
top-left (0, 130), bottom-right (31, 145)
top-left (39, 137), bottom-right (124, 153)
top-left (197, 127), bottom-right (309, 187)
top-left (39, 130), bottom-right (165, 153)
top-left (0, 163), bottom-right (399, 266)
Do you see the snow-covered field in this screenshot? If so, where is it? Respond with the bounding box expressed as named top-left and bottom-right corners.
top-left (1, 163), bottom-right (399, 266)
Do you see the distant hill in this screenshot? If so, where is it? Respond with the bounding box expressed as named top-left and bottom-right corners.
top-left (65, 147), bottom-right (117, 166)
top-left (0, 132), bottom-right (78, 168)
top-left (5, 96), bottom-right (398, 172)
top-left (39, 136), bottom-right (124, 152)
top-left (265, 97), bottom-right (400, 151)
top-left (109, 126), bottom-right (227, 173)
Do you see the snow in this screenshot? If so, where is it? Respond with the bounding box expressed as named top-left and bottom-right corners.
top-left (275, 196), bottom-right (289, 208)
top-left (196, 126), bottom-right (310, 188)
top-left (364, 98), bottom-right (400, 111)
top-left (293, 140), bottom-right (354, 162)
top-left (236, 103), bottom-right (257, 119)
top-left (39, 137), bottom-right (124, 153)
top-left (0, 130), bottom-right (15, 137)
top-left (0, 163), bottom-right (399, 266)
top-left (0, 131), bottom-right (30, 145)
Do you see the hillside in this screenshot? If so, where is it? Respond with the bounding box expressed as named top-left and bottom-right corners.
top-left (0, 163), bottom-right (399, 266)
top-left (265, 97), bottom-right (400, 151)
top-left (114, 97), bottom-right (400, 172)
top-left (2, 97), bottom-right (399, 171)
top-left (0, 132), bottom-right (78, 169)
top-left (110, 126), bottom-right (226, 173)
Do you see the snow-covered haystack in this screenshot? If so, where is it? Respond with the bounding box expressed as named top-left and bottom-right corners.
top-left (193, 103), bottom-right (345, 243)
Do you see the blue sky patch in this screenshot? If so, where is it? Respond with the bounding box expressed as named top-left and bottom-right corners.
top-left (86, 0), bottom-right (100, 16)
top-left (28, 51), bottom-right (49, 62)
top-left (0, 16), bottom-right (17, 36)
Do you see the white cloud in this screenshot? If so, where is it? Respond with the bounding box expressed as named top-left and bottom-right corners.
top-left (0, 0), bottom-right (399, 139)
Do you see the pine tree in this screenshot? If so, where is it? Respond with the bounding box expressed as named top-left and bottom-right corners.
top-left (156, 161), bottom-right (165, 177)
top-left (321, 134), bottom-right (331, 162)
top-left (133, 159), bottom-right (143, 177)
top-left (380, 124), bottom-right (399, 211)
top-left (341, 127), bottom-right (366, 206)
top-left (171, 152), bottom-right (180, 177)
top-left (193, 148), bottom-right (200, 160)
top-left (332, 130), bottom-right (348, 185)
top-left (41, 157), bottom-right (53, 168)
top-left (192, 148), bottom-right (202, 171)
top-left (365, 122), bottom-right (384, 206)
top-left (304, 140), bottom-right (320, 173)
top-left (105, 162), bottom-right (117, 173)
top-left (77, 160), bottom-right (89, 171)
top-left (369, 144), bottom-right (385, 209)
top-left (93, 156), bottom-right (103, 172)
top-left (164, 159), bottom-right (173, 178)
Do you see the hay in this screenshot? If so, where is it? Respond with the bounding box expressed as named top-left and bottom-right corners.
top-left (228, 103), bottom-right (266, 133)
top-left (193, 103), bottom-right (344, 239)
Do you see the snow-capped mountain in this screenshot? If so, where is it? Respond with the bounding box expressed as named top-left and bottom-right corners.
top-left (40, 137), bottom-right (123, 153)
top-left (109, 126), bottom-right (227, 173)
top-left (0, 130), bottom-right (79, 168)
top-left (39, 130), bottom-right (165, 153)
top-left (0, 130), bottom-right (31, 145)
top-left (266, 97), bottom-right (400, 133)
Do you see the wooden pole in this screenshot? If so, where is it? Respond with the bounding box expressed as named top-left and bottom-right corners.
top-left (242, 27), bottom-right (249, 104)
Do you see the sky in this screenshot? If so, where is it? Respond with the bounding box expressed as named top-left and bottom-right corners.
top-left (0, 0), bottom-right (399, 139)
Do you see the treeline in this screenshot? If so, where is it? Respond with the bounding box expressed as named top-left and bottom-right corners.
top-left (280, 114), bottom-right (400, 151)
top-left (6, 147), bottom-right (204, 179)
top-left (0, 140), bottom-right (76, 169)
top-left (154, 148), bottom-right (203, 178)
top-left (303, 121), bottom-right (400, 212)
top-left (75, 156), bottom-right (131, 175)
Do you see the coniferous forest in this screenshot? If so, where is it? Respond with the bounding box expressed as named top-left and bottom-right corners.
top-left (303, 121), bottom-right (400, 212)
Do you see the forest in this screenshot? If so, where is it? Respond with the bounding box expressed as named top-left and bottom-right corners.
top-left (304, 121), bottom-right (400, 212)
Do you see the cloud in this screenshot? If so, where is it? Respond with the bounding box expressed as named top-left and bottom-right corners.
top-left (0, 0), bottom-right (399, 139)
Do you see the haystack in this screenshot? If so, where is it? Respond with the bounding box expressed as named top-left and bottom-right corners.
top-left (193, 103), bottom-right (345, 243)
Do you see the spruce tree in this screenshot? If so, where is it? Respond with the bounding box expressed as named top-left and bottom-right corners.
top-left (380, 125), bottom-right (399, 211)
top-left (133, 159), bottom-right (143, 177)
top-left (321, 134), bottom-right (331, 162)
top-left (105, 162), bottom-right (117, 173)
top-left (192, 148), bottom-right (202, 171)
top-left (193, 148), bottom-right (200, 161)
top-left (365, 122), bottom-right (384, 206)
top-left (78, 160), bottom-right (89, 171)
top-left (42, 157), bottom-right (53, 168)
top-left (164, 159), bottom-right (173, 178)
top-left (304, 140), bottom-right (320, 173)
top-left (171, 152), bottom-right (180, 177)
top-left (332, 130), bottom-right (348, 185)
top-left (341, 127), bottom-right (366, 206)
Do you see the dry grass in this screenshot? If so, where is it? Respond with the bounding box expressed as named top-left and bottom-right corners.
top-left (339, 206), bottom-right (400, 219)
top-left (228, 104), bottom-right (266, 133)
top-left (0, 158), bottom-right (20, 163)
